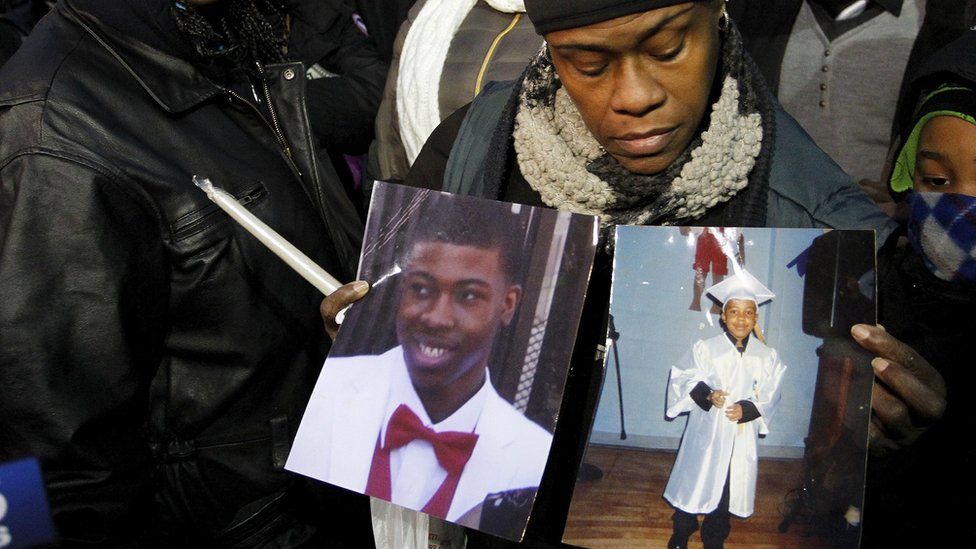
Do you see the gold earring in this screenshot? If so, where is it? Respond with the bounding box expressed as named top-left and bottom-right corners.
top-left (719, 8), bottom-right (730, 32)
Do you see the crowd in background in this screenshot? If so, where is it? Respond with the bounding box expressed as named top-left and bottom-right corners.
top-left (1, 0), bottom-right (975, 548)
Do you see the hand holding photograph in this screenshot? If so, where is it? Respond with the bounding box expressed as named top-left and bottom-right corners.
top-left (288, 182), bottom-right (597, 541)
top-left (565, 226), bottom-right (877, 549)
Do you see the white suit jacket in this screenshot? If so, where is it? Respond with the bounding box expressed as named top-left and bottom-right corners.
top-left (287, 346), bottom-right (554, 521)
top-left (663, 334), bottom-right (787, 517)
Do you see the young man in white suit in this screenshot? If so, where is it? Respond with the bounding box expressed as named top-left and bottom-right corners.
top-left (664, 269), bottom-right (787, 549)
top-left (287, 205), bottom-right (553, 531)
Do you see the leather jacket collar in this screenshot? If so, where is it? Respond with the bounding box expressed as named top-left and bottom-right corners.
top-left (58, 0), bottom-right (223, 113)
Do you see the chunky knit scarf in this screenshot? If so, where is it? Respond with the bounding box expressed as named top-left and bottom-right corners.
top-left (512, 23), bottom-right (774, 234)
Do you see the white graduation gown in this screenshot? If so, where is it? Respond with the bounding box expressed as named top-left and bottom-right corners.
top-left (663, 333), bottom-right (787, 517)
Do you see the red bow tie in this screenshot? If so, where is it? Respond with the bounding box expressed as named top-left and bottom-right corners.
top-left (384, 404), bottom-right (479, 475)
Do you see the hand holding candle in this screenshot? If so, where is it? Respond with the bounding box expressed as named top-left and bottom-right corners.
top-left (320, 281), bottom-right (370, 340)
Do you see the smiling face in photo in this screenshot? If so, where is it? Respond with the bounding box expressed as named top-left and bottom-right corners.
top-left (396, 241), bottom-right (522, 403)
top-left (721, 298), bottom-right (757, 343)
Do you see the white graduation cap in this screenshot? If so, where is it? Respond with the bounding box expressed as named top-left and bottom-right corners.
top-left (706, 268), bottom-right (775, 307)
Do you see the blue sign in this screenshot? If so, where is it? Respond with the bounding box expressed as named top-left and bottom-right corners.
top-left (0, 458), bottom-right (56, 548)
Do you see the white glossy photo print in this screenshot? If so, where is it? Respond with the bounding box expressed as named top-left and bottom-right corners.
top-left (288, 182), bottom-right (598, 541)
top-left (565, 226), bottom-right (877, 549)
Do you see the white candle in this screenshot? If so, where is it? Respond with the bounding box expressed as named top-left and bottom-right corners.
top-left (193, 175), bottom-right (342, 295)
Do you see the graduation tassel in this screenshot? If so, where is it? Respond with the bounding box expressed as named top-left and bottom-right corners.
top-left (753, 323), bottom-right (766, 344)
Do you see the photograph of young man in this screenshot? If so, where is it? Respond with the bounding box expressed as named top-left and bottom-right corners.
top-left (287, 204), bottom-right (554, 529)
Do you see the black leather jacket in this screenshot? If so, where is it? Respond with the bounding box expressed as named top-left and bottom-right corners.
top-left (0, 0), bottom-right (364, 544)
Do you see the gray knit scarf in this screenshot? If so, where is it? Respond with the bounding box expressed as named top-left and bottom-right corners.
top-left (513, 25), bottom-right (764, 232)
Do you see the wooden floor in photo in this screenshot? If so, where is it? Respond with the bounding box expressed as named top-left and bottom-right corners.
top-left (564, 445), bottom-right (850, 549)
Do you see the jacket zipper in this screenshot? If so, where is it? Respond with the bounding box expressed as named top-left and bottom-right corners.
top-left (224, 62), bottom-right (330, 233)
top-left (256, 61), bottom-right (291, 160)
top-left (221, 63), bottom-right (303, 178)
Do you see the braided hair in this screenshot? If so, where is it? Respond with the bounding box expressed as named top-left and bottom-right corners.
top-left (171, 0), bottom-right (288, 78)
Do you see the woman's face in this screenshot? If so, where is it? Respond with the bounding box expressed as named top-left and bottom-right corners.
top-left (913, 115), bottom-right (976, 197)
top-left (546, 2), bottom-right (722, 175)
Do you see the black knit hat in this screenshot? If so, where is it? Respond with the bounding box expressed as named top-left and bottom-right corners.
top-left (524, 0), bottom-right (709, 35)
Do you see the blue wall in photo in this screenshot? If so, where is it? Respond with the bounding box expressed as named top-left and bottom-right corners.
top-left (590, 226), bottom-right (830, 458)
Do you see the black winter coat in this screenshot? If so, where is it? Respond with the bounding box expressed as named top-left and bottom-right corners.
top-left (0, 0), bottom-right (366, 545)
top-left (867, 246), bottom-right (976, 547)
top-left (864, 30), bottom-right (976, 547)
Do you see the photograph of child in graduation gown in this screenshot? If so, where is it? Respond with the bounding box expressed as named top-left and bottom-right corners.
top-left (564, 226), bottom-right (877, 549)
top-left (664, 270), bottom-right (786, 548)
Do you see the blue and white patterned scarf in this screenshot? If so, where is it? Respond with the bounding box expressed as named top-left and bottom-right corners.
top-left (907, 192), bottom-right (976, 283)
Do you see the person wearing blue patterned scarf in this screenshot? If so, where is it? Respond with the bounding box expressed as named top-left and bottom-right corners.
top-left (891, 83), bottom-right (976, 283)
top-left (865, 30), bottom-right (976, 548)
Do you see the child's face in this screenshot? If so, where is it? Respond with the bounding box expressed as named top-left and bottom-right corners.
top-left (913, 115), bottom-right (976, 197)
top-left (721, 299), bottom-right (757, 343)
